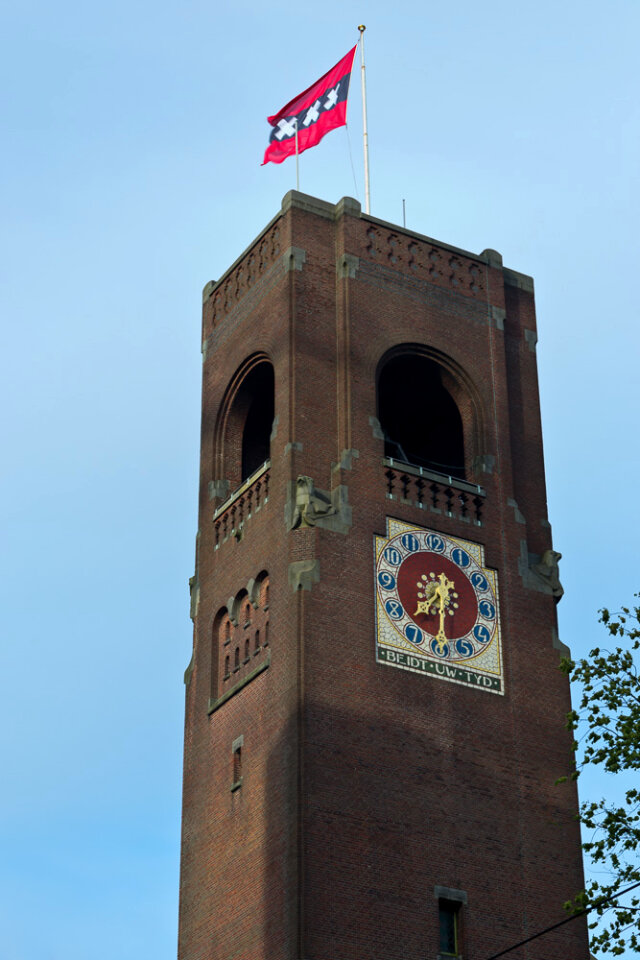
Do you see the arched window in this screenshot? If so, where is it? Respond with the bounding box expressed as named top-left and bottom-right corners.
top-left (377, 352), bottom-right (466, 479)
top-left (244, 601), bottom-right (251, 626)
top-left (234, 647), bottom-right (240, 671)
top-left (244, 638), bottom-right (250, 662)
top-left (254, 629), bottom-right (260, 653)
top-left (215, 356), bottom-right (275, 491)
top-left (241, 364), bottom-right (275, 480)
top-left (212, 608), bottom-right (229, 699)
top-left (256, 574), bottom-right (269, 609)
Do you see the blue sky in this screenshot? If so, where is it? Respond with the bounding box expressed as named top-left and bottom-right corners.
top-left (1, 1), bottom-right (638, 957)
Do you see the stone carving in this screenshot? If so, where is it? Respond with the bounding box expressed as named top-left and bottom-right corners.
top-left (532, 549), bottom-right (564, 603)
top-left (286, 476), bottom-right (352, 535)
top-left (290, 476), bottom-right (337, 529)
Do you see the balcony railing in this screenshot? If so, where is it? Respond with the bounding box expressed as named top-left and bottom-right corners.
top-left (213, 460), bottom-right (270, 548)
top-left (383, 458), bottom-right (485, 525)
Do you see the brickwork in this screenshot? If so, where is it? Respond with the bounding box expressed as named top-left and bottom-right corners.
top-left (178, 192), bottom-right (590, 960)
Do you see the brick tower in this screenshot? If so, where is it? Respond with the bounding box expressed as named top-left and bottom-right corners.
top-left (178, 192), bottom-right (589, 960)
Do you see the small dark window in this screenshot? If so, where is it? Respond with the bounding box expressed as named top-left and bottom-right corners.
top-left (224, 655), bottom-right (230, 679)
top-left (234, 647), bottom-right (240, 671)
top-left (244, 602), bottom-right (251, 625)
top-left (439, 901), bottom-right (460, 956)
top-left (224, 620), bottom-right (231, 643)
top-left (231, 736), bottom-right (244, 791)
top-left (233, 747), bottom-right (242, 784)
top-left (244, 638), bottom-right (250, 662)
top-left (254, 629), bottom-right (260, 653)
top-left (264, 621), bottom-right (269, 646)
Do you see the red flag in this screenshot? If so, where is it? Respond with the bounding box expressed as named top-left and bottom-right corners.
top-left (262, 45), bottom-right (357, 166)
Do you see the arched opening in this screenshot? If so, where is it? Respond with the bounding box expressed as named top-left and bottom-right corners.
top-left (241, 364), bottom-right (274, 481)
top-left (215, 355), bottom-right (275, 493)
top-left (212, 608), bottom-right (229, 699)
top-left (377, 353), bottom-right (466, 479)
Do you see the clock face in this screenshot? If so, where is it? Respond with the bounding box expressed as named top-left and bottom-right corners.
top-left (374, 519), bottom-right (504, 694)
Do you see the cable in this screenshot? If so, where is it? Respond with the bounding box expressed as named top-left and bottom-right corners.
top-left (344, 123), bottom-right (360, 201)
top-left (482, 880), bottom-right (640, 960)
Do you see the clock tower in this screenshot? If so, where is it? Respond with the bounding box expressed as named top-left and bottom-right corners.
top-left (178, 192), bottom-right (589, 960)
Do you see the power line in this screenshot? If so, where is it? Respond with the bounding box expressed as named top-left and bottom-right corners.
top-left (482, 880), bottom-right (640, 960)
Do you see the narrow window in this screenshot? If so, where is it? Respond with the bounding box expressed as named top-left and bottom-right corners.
top-left (254, 629), bottom-right (260, 653)
top-left (244, 601), bottom-right (251, 626)
top-left (224, 655), bottom-right (230, 679)
top-left (233, 746), bottom-right (242, 784)
top-left (224, 620), bottom-right (231, 644)
top-left (244, 638), bottom-right (250, 662)
top-left (439, 901), bottom-right (460, 957)
top-left (264, 583), bottom-right (269, 607)
top-left (234, 647), bottom-right (240, 671)
top-left (264, 621), bottom-right (269, 647)
top-left (231, 737), bottom-right (243, 792)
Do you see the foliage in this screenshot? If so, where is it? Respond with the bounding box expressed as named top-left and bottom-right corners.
top-left (559, 596), bottom-right (640, 955)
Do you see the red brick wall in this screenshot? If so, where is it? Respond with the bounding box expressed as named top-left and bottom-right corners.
top-left (178, 193), bottom-right (589, 960)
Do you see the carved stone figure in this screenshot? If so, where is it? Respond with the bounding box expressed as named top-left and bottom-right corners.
top-left (290, 476), bottom-right (337, 529)
top-left (532, 549), bottom-right (564, 603)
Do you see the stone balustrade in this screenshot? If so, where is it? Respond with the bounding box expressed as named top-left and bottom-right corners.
top-left (383, 458), bottom-right (485, 525)
top-left (214, 461), bottom-right (270, 548)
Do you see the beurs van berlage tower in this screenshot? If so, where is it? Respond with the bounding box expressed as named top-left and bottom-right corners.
top-left (178, 191), bottom-right (589, 960)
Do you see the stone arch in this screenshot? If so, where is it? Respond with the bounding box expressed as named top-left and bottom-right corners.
top-left (214, 353), bottom-right (275, 493)
top-left (376, 345), bottom-right (486, 481)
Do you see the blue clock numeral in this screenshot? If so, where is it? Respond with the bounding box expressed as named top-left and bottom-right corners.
top-left (385, 599), bottom-right (404, 620)
top-left (473, 624), bottom-right (491, 644)
top-left (479, 599), bottom-right (496, 620)
top-left (426, 533), bottom-right (445, 553)
top-left (430, 638), bottom-right (449, 658)
top-left (451, 547), bottom-right (470, 568)
top-left (384, 547), bottom-right (402, 566)
top-left (471, 571), bottom-right (488, 592)
top-left (377, 570), bottom-right (396, 591)
top-left (401, 533), bottom-right (420, 553)
top-left (455, 638), bottom-right (474, 658)
top-left (405, 623), bottom-right (423, 645)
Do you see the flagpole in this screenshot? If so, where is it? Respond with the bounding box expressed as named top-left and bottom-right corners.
top-left (295, 119), bottom-right (300, 191)
top-left (358, 25), bottom-right (371, 215)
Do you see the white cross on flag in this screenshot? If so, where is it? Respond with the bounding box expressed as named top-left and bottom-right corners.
top-left (262, 45), bottom-right (357, 166)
